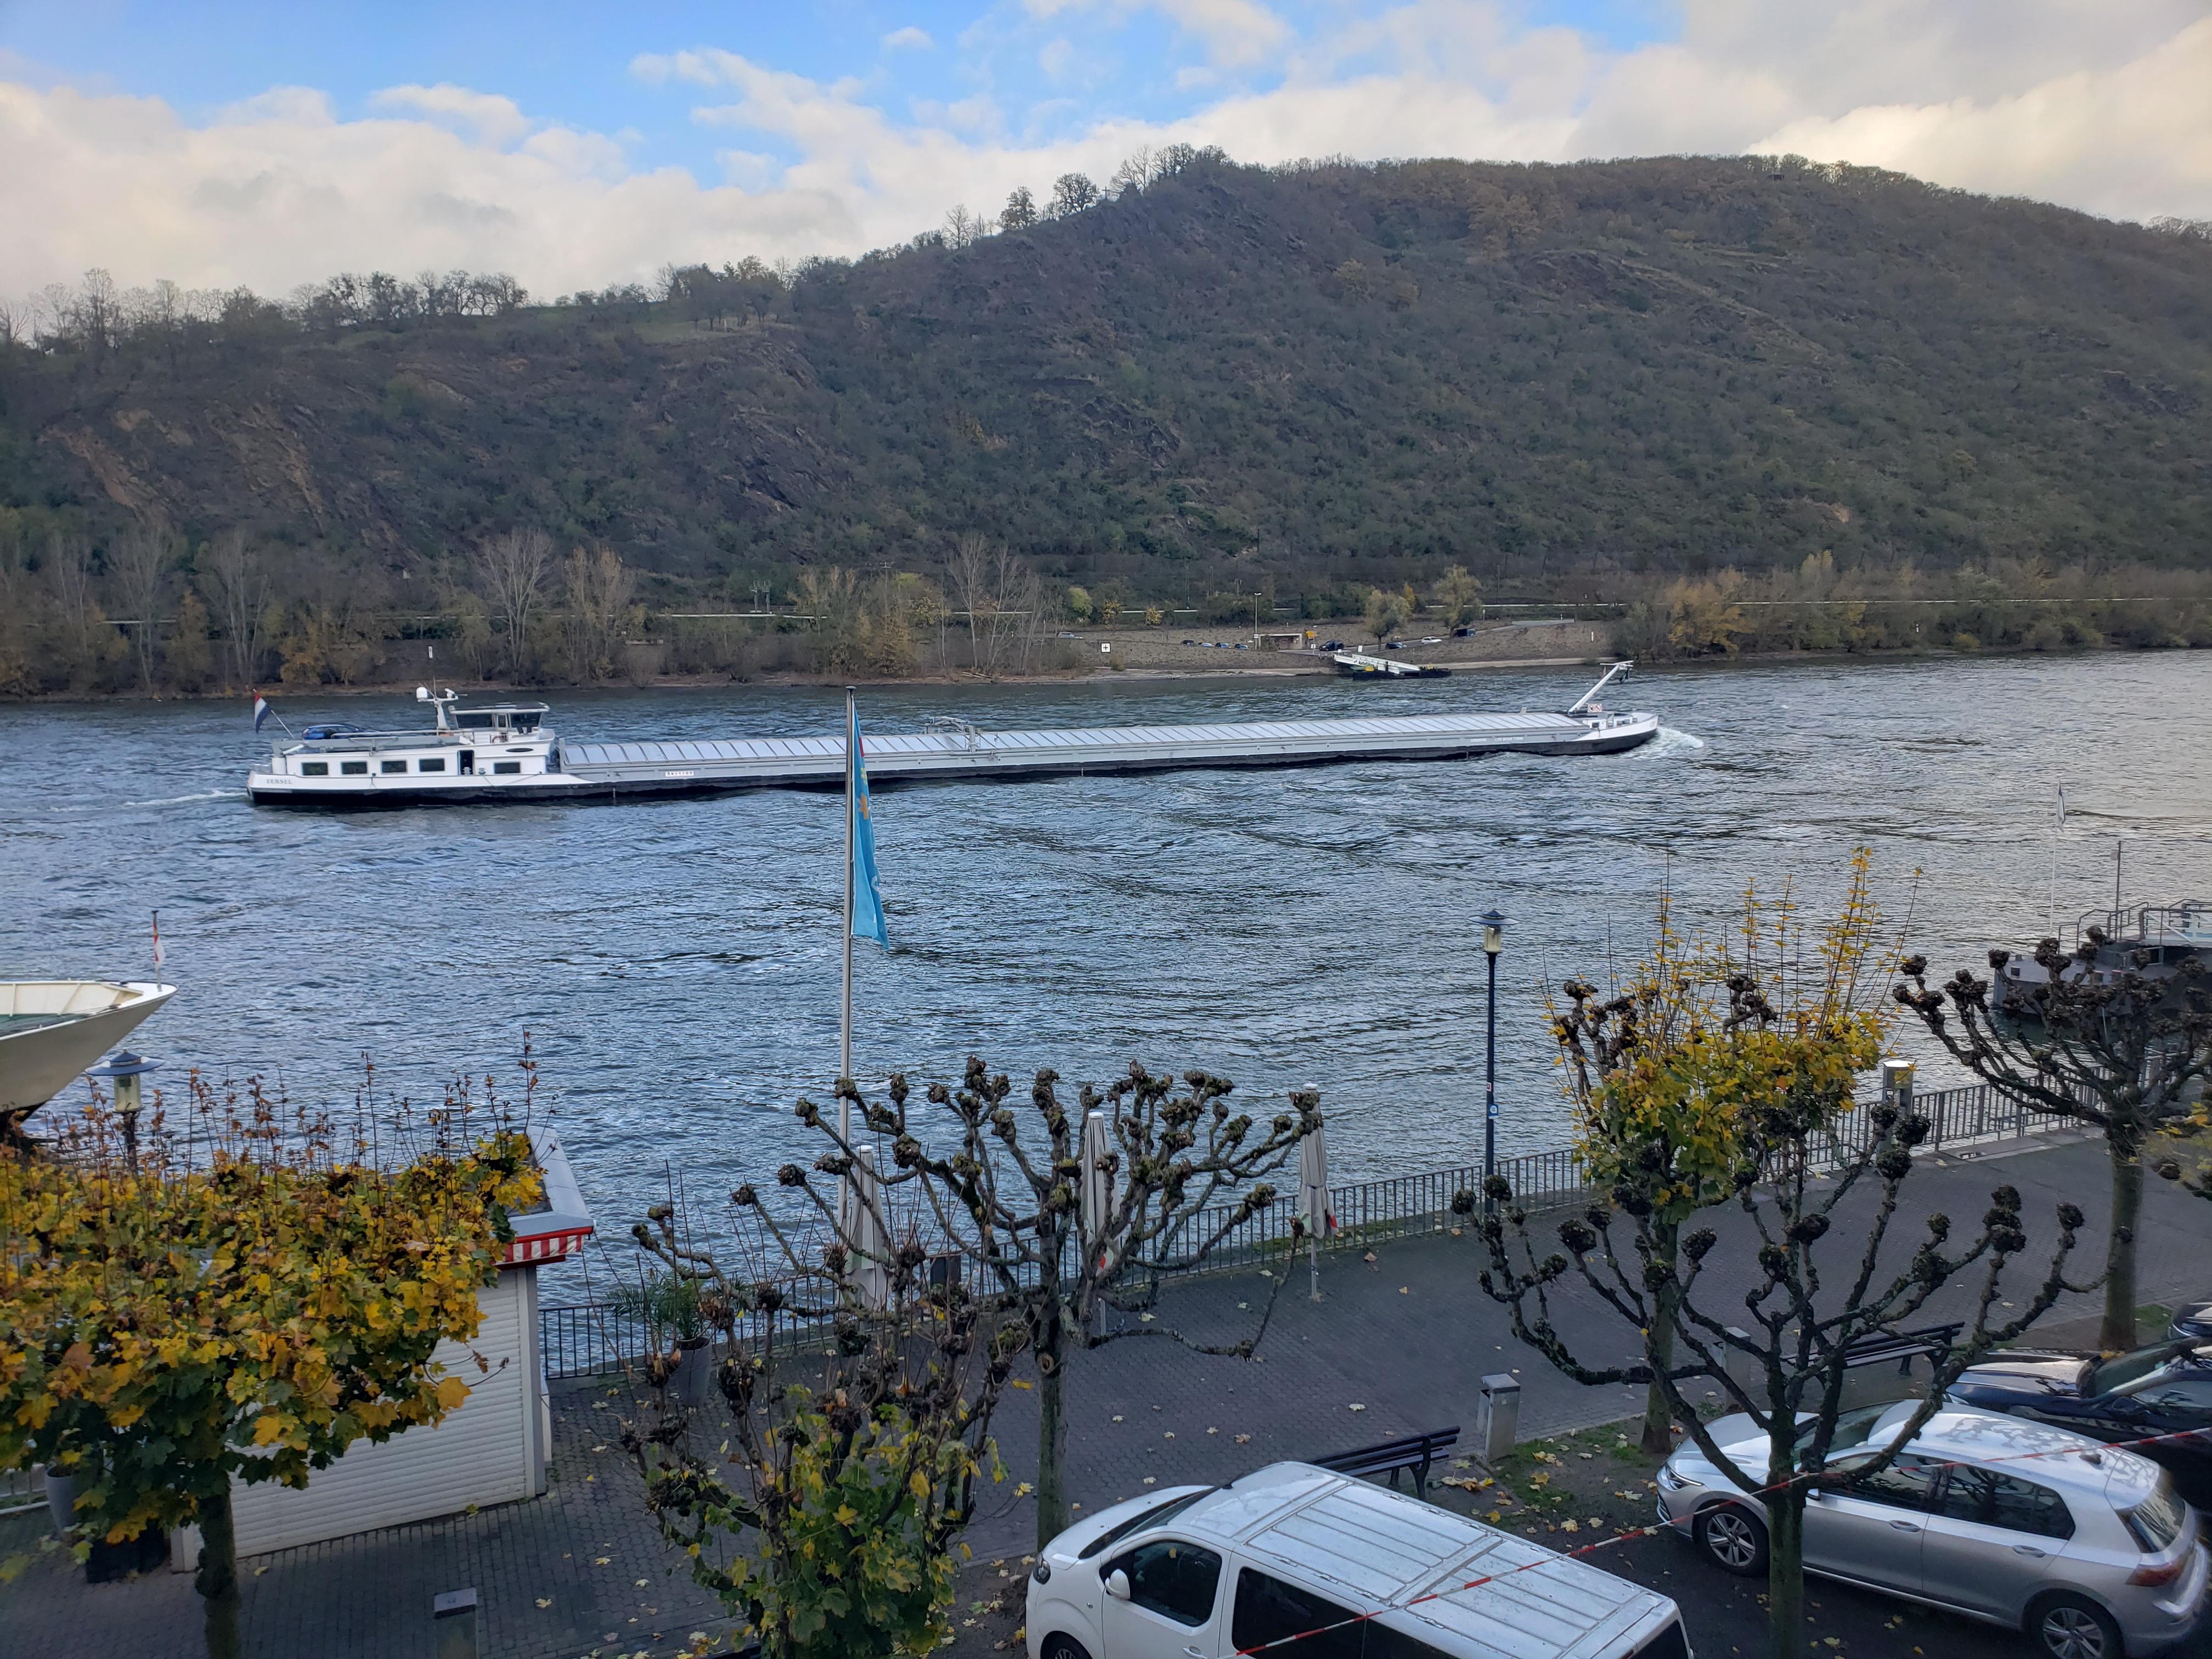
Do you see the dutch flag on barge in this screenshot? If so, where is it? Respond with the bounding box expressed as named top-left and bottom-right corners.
top-left (252, 693), bottom-right (272, 732)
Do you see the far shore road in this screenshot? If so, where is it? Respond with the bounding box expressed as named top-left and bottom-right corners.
top-left (12, 618), bottom-right (2157, 705)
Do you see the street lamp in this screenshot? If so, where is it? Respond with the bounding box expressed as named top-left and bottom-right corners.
top-left (1480, 911), bottom-right (1506, 1215)
top-left (84, 1049), bottom-right (161, 1167)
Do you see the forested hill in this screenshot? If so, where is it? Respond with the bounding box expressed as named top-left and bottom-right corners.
top-left (5, 151), bottom-right (2211, 608)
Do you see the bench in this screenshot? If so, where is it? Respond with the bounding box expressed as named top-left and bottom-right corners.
top-left (1842, 1322), bottom-right (1963, 1375)
top-left (1312, 1426), bottom-right (1460, 1500)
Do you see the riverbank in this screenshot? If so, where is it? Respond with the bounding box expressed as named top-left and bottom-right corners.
top-left (11, 628), bottom-right (2203, 707)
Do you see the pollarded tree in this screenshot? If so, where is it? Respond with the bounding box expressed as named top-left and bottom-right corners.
top-left (770, 1058), bottom-right (1318, 1550)
top-left (1549, 885), bottom-right (1742, 1454)
top-left (0, 1074), bottom-right (541, 1659)
top-left (1894, 934), bottom-right (2212, 1348)
top-left (623, 1200), bottom-right (1013, 1658)
top-left (1479, 869), bottom-right (2091, 1659)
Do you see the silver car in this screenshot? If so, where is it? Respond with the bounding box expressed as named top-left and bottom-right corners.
top-left (1656, 1401), bottom-right (2207, 1658)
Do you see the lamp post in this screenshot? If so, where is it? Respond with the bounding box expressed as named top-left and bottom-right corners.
top-left (84, 1049), bottom-right (161, 1167)
top-left (1480, 911), bottom-right (1506, 1215)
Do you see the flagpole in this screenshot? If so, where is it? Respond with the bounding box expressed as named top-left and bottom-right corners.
top-left (840, 687), bottom-right (856, 1149)
top-left (2049, 788), bottom-right (2064, 940)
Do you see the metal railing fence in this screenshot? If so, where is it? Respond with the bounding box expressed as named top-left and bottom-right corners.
top-left (2, 1464), bottom-right (44, 1516)
top-left (540, 1080), bottom-right (2081, 1379)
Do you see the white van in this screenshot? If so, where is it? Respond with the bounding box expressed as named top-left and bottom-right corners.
top-left (1026, 1462), bottom-right (1689, 1659)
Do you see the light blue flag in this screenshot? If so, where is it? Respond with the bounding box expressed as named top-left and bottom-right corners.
top-left (850, 703), bottom-right (889, 947)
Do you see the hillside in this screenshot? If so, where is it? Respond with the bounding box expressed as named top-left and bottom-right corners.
top-left (2, 151), bottom-right (2210, 688)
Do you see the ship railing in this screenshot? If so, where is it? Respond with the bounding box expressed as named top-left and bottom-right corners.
top-left (2075, 901), bottom-right (2212, 949)
top-left (538, 1079), bottom-right (2085, 1380)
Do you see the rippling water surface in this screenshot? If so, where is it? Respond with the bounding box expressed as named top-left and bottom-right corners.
top-left (4, 654), bottom-right (2207, 1259)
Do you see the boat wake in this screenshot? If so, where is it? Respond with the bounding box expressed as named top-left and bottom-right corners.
top-left (122, 788), bottom-right (250, 808)
top-left (1640, 727), bottom-right (1707, 757)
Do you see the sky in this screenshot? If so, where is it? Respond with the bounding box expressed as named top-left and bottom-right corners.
top-left (2, 0), bottom-right (2208, 302)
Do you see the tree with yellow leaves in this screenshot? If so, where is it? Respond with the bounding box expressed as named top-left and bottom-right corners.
top-left (0, 1073), bottom-right (541, 1659)
top-left (1476, 854), bottom-right (2092, 1659)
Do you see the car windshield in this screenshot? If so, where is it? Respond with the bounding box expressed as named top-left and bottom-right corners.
top-left (1075, 1489), bottom-right (1213, 1560)
top-left (2091, 1345), bottom-right (2193, 1395)
top-left (2123, 1479), bottom-right (2190, 1554)
top-left (1804, 1402), bottom-right (1908, 1455)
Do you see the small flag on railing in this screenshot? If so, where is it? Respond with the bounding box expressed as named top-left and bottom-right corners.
top-left (252, 693), bottom-right (272, 732)
top-left (151, 912), bottom-right (164, 972)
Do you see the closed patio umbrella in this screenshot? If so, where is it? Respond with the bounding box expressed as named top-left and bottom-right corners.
top-left (1298, 1116), bottom-right (1333, 1302)
top-left (1079, 1109), bottom-right (1113, 1266)
top-left (841, 1143), bottom-right (891, 1314)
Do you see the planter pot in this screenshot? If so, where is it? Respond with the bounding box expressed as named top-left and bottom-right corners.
top-left (86, 1525), bottom-right (167, 1584)
top-left (674, 1339), bottom-right (713, 1410)
top-left (43, 1469), bottom-right (77, 1537)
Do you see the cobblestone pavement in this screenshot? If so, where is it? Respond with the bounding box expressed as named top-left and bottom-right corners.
top-left (8, 1133), bottom-right (2208, 1659)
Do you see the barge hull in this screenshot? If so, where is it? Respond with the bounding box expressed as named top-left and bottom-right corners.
top-left (248, 710), bottom-right (1660, 808)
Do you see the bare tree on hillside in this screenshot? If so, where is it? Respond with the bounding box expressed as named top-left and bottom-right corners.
top-left (944, 205), bottom-right (987, 249)
top-left (947, 535), bottom-right (1045, 675)
top-left (947, 534), bottom-right (996, 671)
top-left (1000, 187), bottom-right (1037, 232)
top-left (76, 269), bottom-right (120, 360)
top-left (476, 528), bottom-right (552, 680)
top-left (201, 533), bottom-right (273, 690)
top-left (1049, 173), bottom-right (1098, 217)
top-left (47, 535), bottom-right (96, 652)
top-left (109, 520), bottom-right (175, 695)
top-left (564, 545), bottom-right (635, 682)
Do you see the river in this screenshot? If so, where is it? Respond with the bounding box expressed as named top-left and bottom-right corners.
top-left (4, 652), bottom-right (2206, 1271)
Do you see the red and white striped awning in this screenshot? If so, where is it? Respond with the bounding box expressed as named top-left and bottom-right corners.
top-left (499, 1224), bottom-right (591, 1268)
top-left (497, 1128), bottom-right (593, 1269)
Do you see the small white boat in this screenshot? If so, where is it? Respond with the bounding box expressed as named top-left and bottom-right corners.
top-left (0, 979), bottom-right (176, 1141)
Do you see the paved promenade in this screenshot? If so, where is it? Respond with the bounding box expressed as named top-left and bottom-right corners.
top-left (6, 1133), bottom-right (2207, 1658)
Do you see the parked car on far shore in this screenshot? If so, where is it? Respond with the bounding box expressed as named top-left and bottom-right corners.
top-left (1656, 1401), bottom-right (2206, 1659)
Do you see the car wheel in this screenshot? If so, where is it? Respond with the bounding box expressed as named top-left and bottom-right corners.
top-left (1694, 1503), bottom-right (1769, 1576)
top-left (1042, 1636), bottom-right (1094, 1659)
top-left (2029, 1594), bottom-right (2123, 1659)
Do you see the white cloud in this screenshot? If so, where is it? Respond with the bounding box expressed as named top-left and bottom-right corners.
top-left (4, 6), bottom-right (2208, 302)
top-left (1746, 17), bottom-right (2212, 226)
top-left (882, 25), bottom-right (935, 52)
top-left (1025, 0), bottom-right (1293, 69)
top-left (369, 82), bottom-right (533, 147)
top-left (1040, 37), bottom-right (1076, 79)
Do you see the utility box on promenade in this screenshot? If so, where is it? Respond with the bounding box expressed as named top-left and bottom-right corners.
top-left (1478, 1373), bottom-right (1521, 1463)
